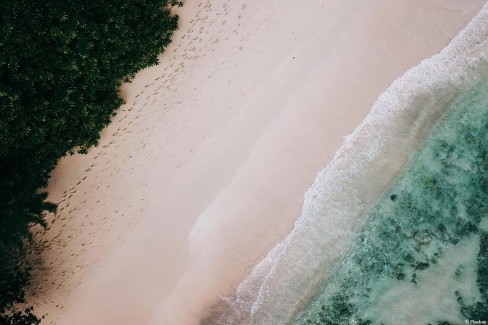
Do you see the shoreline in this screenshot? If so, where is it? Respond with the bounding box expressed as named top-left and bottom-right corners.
top-left (26, 0), bottom-right (486, 324)
top-left (210, 3), bottom-right (488, 323)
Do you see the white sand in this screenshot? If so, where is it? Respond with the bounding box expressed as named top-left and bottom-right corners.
top-left (26, 0), bottom-right (485, 324)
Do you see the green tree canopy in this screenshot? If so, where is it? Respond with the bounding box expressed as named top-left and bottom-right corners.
top-left (0, 0), bottom-right (180, 321)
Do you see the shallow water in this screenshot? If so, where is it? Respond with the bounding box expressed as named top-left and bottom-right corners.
top-left (294, 79), bottom-right (488, 325)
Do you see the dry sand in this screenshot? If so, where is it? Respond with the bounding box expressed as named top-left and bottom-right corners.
top-left (26, 0), bottom-right (485, 324)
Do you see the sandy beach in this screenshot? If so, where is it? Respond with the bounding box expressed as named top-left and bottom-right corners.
top-left (26, 0), bottom-right (485, 324)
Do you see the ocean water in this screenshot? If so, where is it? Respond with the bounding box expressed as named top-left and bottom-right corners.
top-left (294, 79), bottom-right (488, 325)
top-left (206, 4), bottom-right (488, 325)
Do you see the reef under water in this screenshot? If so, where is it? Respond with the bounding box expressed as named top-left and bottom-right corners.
top-left (294, 80), bottom-right (488, 325)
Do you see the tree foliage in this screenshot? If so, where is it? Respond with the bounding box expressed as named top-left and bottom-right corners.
top-left (0, 0), bottom-right (180, 321)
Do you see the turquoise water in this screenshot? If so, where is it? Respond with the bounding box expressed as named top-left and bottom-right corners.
top-left (294, 81), bottom-right (488, 324)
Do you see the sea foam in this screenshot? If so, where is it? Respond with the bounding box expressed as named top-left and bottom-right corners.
top-left (207, 4), bottom-right (488, 324)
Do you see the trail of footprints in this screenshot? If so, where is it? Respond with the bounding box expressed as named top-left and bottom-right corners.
top-left (27, 1), bottom-right (254, 322)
